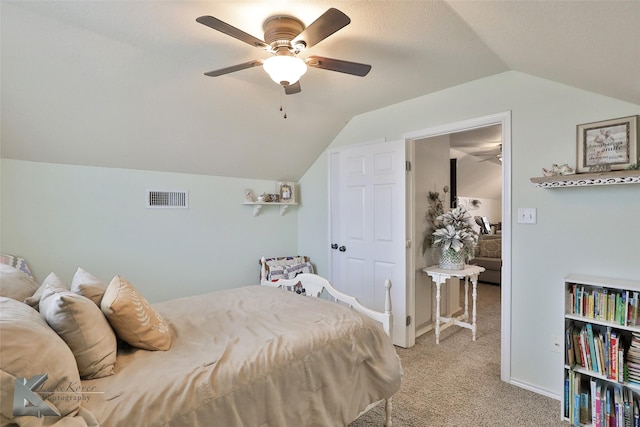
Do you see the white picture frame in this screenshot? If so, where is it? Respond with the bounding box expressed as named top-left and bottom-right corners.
top-left (277, 182), bottom-right (296, 204)
top-left (576, 115), bottom-right (639, 173)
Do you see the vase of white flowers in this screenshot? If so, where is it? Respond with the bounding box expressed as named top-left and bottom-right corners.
top-left (431, 206), bottom-right (478, 270)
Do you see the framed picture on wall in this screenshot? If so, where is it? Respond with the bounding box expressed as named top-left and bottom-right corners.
top-left (576, 115), bottom-right (639, 173)
top-left (277, 182), bottom-right (296, 204)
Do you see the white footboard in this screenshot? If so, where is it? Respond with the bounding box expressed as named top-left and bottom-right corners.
top-left (260, 269), bottom-right (395, 427)
top-left (260, 273), bottom-right (393, 340)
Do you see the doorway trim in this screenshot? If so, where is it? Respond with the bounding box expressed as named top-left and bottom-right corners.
top-left (403, 111), bottom-right (512, 383)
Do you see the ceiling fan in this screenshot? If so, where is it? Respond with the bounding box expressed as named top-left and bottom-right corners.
top-left (196, 8), bottom-right (371, 95)
top-left (477, 144), bottom-right (503, 164)
top-left (456, 143), bottom-right (503, 164)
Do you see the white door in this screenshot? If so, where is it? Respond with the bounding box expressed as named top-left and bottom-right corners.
top-left (329, 139), bottom-right (408, 347)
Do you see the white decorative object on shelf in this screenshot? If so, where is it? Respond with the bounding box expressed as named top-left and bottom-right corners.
top-left (542, 163), bottom-right (575, 177)
top-left (530, 170), bottom-right (640, 188)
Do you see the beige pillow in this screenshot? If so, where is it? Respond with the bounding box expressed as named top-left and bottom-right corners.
top-left (71, 267), bottom-right (107, 306)
top-left (0, 264), bottom-right (39, 302)
top-left (101, 275), bottom-right (171, 351)
top-left (40, 273), bottom-right (117, 379)
top-left (0, 296), bottom-right (83, 420)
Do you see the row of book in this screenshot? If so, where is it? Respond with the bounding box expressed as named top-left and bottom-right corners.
top-left (565, 372), bottom-right (640, 426)
top-left (567, 322), bottom-right (626, 382)
top-left (568, 285), bottom-right (640, 327)
top-left (628, 333), bottom-right (640, 386)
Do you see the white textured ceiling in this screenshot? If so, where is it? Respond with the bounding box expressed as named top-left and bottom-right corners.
top-left (2, 1), bottom-right (639, 181)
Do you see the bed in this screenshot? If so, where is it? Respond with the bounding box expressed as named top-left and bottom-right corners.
top-left (0, 261), bottom-right (402, 427)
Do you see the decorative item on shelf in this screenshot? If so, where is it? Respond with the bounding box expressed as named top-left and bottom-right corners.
top-left (245, 189), bottom-right (255, 203)
top-left (422, 186), bottom-right (479, 270)
top-left (576, 115), bottom-right (639, 173)
top-left (257, 193), bottom-right (265, 202)
top-left (626, 157), bottom-right (640, 170)
top-left (277, 181), bottom-right (296, 204)
top-left (268, 194), bottom-right (280, 203)
top-left (542, 163), bottom-right (575, 177)
top-left (588, 163), bottom-right (611, 173)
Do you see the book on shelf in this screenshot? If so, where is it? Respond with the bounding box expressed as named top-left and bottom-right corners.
top-left (587, 324), bottom-right (600, 374)
top-left (567, 323), bottom-right (576, 367)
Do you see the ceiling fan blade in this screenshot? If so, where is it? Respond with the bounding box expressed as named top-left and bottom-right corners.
top-left (306, 56), bottom-right (371, 77)
top-left (196, 16), bottom-right (269, 50)
top-left (292, 8), bottom-right (350, 49)
top-left (204, 60), bottom-right (263, 77)
top-left (284, 81), bottom-right (301, 95)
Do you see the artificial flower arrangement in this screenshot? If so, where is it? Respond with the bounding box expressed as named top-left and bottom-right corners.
top-left (431, 206), bottom-right (479, 263)
top-left (422, 186), bottom-right (479, 268)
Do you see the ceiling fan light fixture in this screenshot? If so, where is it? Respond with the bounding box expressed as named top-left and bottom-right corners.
top-left (263, 55), bottom-right (307, 86)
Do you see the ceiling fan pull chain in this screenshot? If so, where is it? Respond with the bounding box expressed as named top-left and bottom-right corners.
top-left (280, 92), bottom-right (287, 119)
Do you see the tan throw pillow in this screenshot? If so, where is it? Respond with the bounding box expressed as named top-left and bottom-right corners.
top-left (71, 267), bottom-right (107, 306)
top-left (0, 296), bottom-right (84, 420)
top-left (0, 264), bottom-right (39, 302)
top-left (40, 273), bottom-right (117, 379)
top-left (101, 275), bottom-right (171, 351)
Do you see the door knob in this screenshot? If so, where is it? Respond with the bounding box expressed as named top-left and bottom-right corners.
top-left (331, 243), bottom-right (338, 250)
top-left (339, 246), bottom-right (346, 252)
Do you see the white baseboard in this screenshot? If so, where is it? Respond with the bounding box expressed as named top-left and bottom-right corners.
top-left (508, 378), bottom-right (560, 401)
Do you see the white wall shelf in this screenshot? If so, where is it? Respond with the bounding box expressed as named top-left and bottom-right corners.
top-left (530, 170), bottom-right (640, 188)
top-left (242, 202), bottom-right (298, 217)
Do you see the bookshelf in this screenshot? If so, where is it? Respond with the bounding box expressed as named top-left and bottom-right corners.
top-left (563, 274), bottom-right (640, 426)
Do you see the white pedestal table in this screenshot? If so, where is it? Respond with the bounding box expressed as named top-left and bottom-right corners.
top-left (422, 264), bottom-right (485, 344)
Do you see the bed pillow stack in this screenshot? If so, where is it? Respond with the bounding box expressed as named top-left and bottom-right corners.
top-left (1, 263), bottom-right (172, 352)
top-left (0, 262), bottom-right (172, 425)
top-left (39, 272), bottom-right (118, 379)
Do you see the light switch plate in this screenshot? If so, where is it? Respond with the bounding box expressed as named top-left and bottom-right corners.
top-left (518, 208), bottom-right (537, 224)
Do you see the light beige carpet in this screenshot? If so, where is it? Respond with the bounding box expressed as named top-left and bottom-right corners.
top-left (349, 283), bottom-right (566, 427)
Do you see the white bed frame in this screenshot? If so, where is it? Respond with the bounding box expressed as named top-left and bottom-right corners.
top-left (259, 258), bottom-right (395, 426)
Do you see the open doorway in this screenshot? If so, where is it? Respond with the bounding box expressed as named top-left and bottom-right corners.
top-left (404, 111), bottom-right (512, 382)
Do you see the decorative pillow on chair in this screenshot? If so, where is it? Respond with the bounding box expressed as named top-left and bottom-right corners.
top-left (0, 297), bottom-right (92, 422)
top-left (101, 275), bottom-right (171, 351)
top-left (0, 264), bottom-right (39, 302)
top-left (39, 273), bottom-right (117, 379)
top-left (71, 267), bottom-right (108, 306)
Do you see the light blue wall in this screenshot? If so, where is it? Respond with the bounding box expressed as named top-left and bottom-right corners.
top-left (1, 159), bottom-right (298, 302)
top-left (297, 71), bottom-right (640, 396)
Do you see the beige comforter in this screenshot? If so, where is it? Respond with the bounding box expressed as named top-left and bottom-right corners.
top-left (81, 286), bottom-right (402, 426)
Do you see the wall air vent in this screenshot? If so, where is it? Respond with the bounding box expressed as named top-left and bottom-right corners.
top-left (146, 190), bottom-right (189, 209)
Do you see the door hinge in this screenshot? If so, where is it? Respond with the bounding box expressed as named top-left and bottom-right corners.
top-left (405, 240), bottom-right (411, 249)
top-left (405, 161), bottom-right (411, 171)
top-left (406, 316), bottom-right (411, 326)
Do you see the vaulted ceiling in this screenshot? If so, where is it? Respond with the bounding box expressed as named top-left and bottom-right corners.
top-left (2, 1), bottom-right (639, 181)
